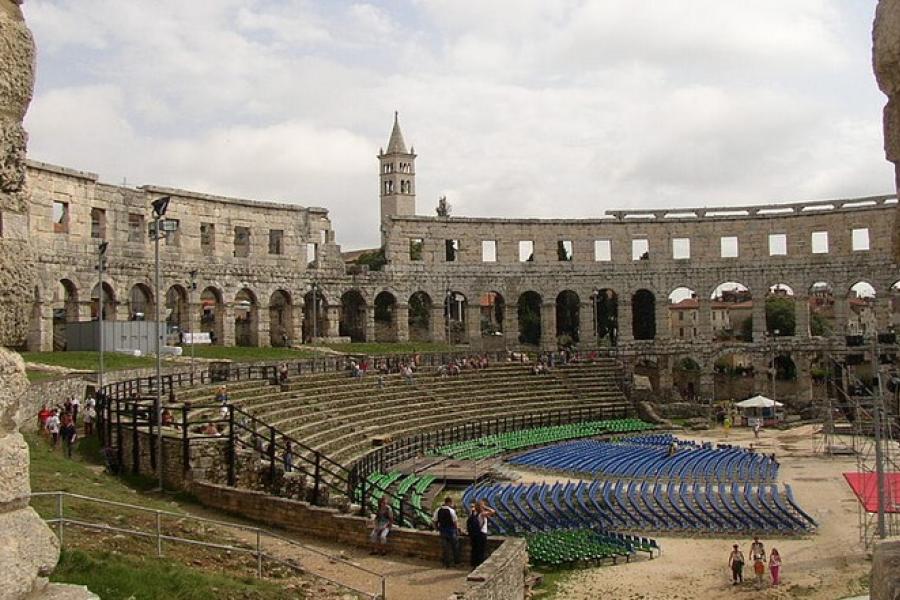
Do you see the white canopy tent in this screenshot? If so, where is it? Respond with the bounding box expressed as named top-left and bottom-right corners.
top-left (735, 395), bottom-right (784, 425)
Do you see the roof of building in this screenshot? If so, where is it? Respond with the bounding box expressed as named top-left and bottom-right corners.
top-left (386, 111), bottom-right (408, 154)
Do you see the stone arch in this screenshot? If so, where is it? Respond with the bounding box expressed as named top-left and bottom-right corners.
top-left (339, 290), bottom-right (367, 342)
top-left (713, 348), bottom-right (755, 402)
top-left (667, 286), bottom-right (697, 340)
top-left (631, 289), bottom-right (656, 341)
top-left (269, 289), bottom-right (294, 347)
top-left (375, 290), bottom-right (398, 342)
top-left (891, 280), bottom-right (900, 329)
top-left (200, 286), bottom-right (224, 345)
top-left (165, 285), bottom-right (189, 341)
top-left (128, 283), bottom-right (154, 321)
top-left (847, 281), bottom-right (877, 337)
top-left (480, 291), bottom-right (505, 336)
top-left (408, 291), bottom-right (432, 341)
top-left (556, 290), bottom-right (580, 343)
top-left (808, 281), bottom-right (835, 337)
top-left (672, 355), bottom-right (702, 401)
top-left (517, 291), bottom-right (542, 346)
top-left (594, 288), bottom-right (618, 346)
top-left (710, 281), bottom-right (752, 342)
top-left (234, 288), bottom-right (259, 347)
top-left (90, 282), bottom-right (116, 321)
top-left (53, 279), bottom-right (79, 351)
top-left (765, 283), bottom-right (795, 337)
top-left (302, 288), bottom-right (328, 342)
top-left (444, 290), bottom-right (468, 344)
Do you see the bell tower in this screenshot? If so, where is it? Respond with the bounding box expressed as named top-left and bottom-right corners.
top-left (378, 111), bottom-right (416, 222)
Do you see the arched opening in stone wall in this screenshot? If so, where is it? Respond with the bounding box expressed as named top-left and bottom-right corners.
top-left (772, 354), bottom-right (797, 381)
top-left (480, 291), bottom-right (504, 336)
top-left (847, 281), bottom-right (877, 337)
top-left (269, 290), bottom-right (293, 347)
top-left (408, 291), bottom-right (432, 341)
top-left (339, 290), bottom-right (366, 342)
top-left (234, 288), bottom-right (258, 347)
top-left (672, 356), bottom-right (702, 402)
top-left (594, 288), bottom-right (617, 346)
top-left (200, 287), bottom-right (224, 345)
top-left (765, 284), bottom-right (795, 337)
top-left (302, 289), bottom-right (328, 342)
top-left (667, 287), bottom-right (697, 340)
top-left (517, 291), bottom-right (542, 346)
top-left (90, 282), bottom-right (116, 321)
top-left (634, 357), bottom-right (660, 393)
top-left (710, 282), bottom-right (752, 342)
top-left (766, 353), bottom-right (798, 405)
top-left (713, 349), bottom-right (754, 401)
top-left (556, 290), bottom-right (580, 344)
top-left (165, 285), bottom-right (189, 343)
top-left (631, 289), bottom-right (656, 341)
top-left (444, 291), bottom-right (468, 344)
top-left (53, 279), bottom-right (79, 351)
top-left (891, 280), bottom-right (900, 329)
top-left (808, 281), bottom-right (835, 337)
top-left (128, 283), bottom-right (155, 321)
top-left (375, 291), bottom-right (398, 342)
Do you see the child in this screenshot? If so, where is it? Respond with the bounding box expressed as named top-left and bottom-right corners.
top-left (769, 548), bottom-right (782, 585)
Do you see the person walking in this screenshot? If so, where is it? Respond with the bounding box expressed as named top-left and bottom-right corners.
top-left (753, 421), bottom-right (761, 440)
top-left (369, 496), bottom-right (393, 555)
top-left (769, 548), bottom-right (782, 586)
top-left (728, 544), bottom-right (745, 585)
top-left (83, 403), bottom-right (96, 436)
top-left (45, 410), bottom-right (61, 449)
top-left (433, 497), bottom-right (461, 568)
top-left (60, 413), bottom-right (77, 458)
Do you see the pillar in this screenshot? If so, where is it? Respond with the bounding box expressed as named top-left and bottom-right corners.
top-left (834, 297), bottom-right (848, 336)
top-left (751, 299), bottom-right (766, 343)
top-left (27, 302), bottom-right (52, 351)
top-left (465, 304), bottom-right (481, 345)
top-left (579, 302), bottom-right (597, 347)
top-left (365, 305), bottom-right (376, 342)
top-left (396, 304), bottom-right (409, 342)
top-left (257, 304), bottom-right (271, 347)
top-left (700, 371), bottom-right (715, 401)
top-left (116, 302), bottom-right (130, 322)
top-left (504, 302), bottom-right (519, 344)
top-left (618, 299), bottom-right (633, 343)
top-left (222, 304), bottom-right (236, 346)
top-left (794, 295), bottom-right (809, 338)
top-left (326, 306), bottom-right (341, 338)
top-left (654, 297), bottom-right (669, 341)
top-left (430, 305), bottom-right (445, 343)
top-left (77, 301), bottom-right (92, 322)
top-left (540, 302), bottom-right (557, 349)
top-left (697, 298), bottom-right (713, 341)
top-left (292, 300), bottom-right (304, 345)
top-left (876, 298), bottom-right (892, 333)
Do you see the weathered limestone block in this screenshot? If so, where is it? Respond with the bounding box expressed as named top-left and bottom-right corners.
top-left (0, 507), bottom-right (60, 600)
top-left (0, 432), bottom-right (30, 505)
top-left (875, 0), bottom-right (900, 158)
top-left (871, 540), bottom-right (900, 600)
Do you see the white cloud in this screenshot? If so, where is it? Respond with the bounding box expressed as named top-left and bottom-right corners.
top-left (21, 0), bottom-right (895, 250)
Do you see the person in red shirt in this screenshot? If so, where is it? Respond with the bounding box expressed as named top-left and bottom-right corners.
top-left (37, 405), bottom-right (51, 434)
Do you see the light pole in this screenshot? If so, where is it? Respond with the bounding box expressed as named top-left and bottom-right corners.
top-left (769, 329), bottom-right (779, 403)
top-left (189, 270), bottom-right (197, 380)
top-left (311, 281), bottom-right (318, 341)
top-left (97, 241), bottom-right (109, 392)
top-left (150, 195), bottom-right (176, 491)
top-left (445, 289), bottom-right (452, 345)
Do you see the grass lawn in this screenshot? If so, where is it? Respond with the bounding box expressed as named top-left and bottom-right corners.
top-left (52, 549), bottom-right (293, 600)
top-left (325, 341), bottom-right (458, 355)
top-left (20, 351), bottom-right (157, 372)
top-left (180, 345), bottom-right (323, 361)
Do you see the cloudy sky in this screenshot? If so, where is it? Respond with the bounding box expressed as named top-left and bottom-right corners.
top-left (23, 0), bottom-right (894, 250)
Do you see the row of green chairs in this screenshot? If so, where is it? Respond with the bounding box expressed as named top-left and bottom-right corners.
top-left (525, 529), bottom-right (632, 567)
top-left (354, 471), bottom-right (437, 526)
top-left (436, 418), bottom-right (655, 461)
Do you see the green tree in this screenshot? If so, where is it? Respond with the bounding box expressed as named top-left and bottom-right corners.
top-left (518, 295), bottom-right (542, 345)
top-left (810, 312), bottom-right (832, 336)
top-left (739, 317), bottom-right (753, 342)
top-left (354, 247), bottom-right (386, 271)
top-left (765, 296), bottom-right (796, 336)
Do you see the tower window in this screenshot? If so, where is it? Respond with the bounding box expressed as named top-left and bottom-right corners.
top-left (482, 240), bottom-right (497, 262)
top-left (384, 180), bottom-right (394, 194)
top-left (594, 240), bottom-right (611, 261)
top-left (811, 231), bottom-right (828, 254)
top-left (852, 228), bottom-right (870, 251)
top-left (672, 238), bottom-right (690, 260)
top-left (632, 239), bottom-right (649, 261)
top-left (557, 240), bottom-right (573, 261)
top-left (445, 239), bottom-right (459, 262)
top-left (52, 201), bottom-right (69, 234)
top-left (518, 240), bottom-right (534, 262)
top-left (409, 238), bottom-right (423, 261)
top-left (768, 234), bottom-right (787, 256)
top-left (720, 236), bottom-right (738, 258)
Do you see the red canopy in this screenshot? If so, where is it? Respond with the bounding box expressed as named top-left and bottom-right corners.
top-left (843, 472), bottom-right (900, 514)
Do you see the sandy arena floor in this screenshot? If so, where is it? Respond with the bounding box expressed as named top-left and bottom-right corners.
top-left (517, 424), bottom-right (885, 600)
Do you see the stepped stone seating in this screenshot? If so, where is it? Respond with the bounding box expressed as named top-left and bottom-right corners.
top-left (175, 358), bottom-right (631, 470)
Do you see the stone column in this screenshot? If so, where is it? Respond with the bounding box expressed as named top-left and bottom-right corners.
top-left (751, 299), bottom-right (766, 342)
top-left (116, 302), bottom-right (130, 322)
top-left (833, 297), bottom-right (848, 336)
top-left (794, 295), bottom-right (809, 338)
top-left (365, 305), bottom-right (376, 342)
top-left (504, 303), bottom-right (519, 345)
top-left (618, 299), bottom-right (633, 343)
top-left (697, 298), bottom-right (713, 341)
top-left (465, 304), bottom-right (482, 346)
top-left (699, 371), bottom-right (715, 401)
top-left (876, 298), bottom-right (892, 333)
top-left (77, 301), bottom-right (93, 322)
top-left (658, 363), bottom-right (674, 399)
top-left (654, 299), bottom-right (669, 341)
top-left (292, 300), bottom-right (304, 345)
top-left (396, 304), bottom-right (410, 342)
top-left (540, 302), bottom-right (557, 349)
top-left (430, 306), bottom-right (446, 343)
top-left (325, 306), bottom-right (341, 338)
top-left (27, 303), bottom-right (52, 351)
top-left (257, 306), bottom-right (270, 347)
top-left (579, 302), bottom-right (597, 347)
top-left (222, 304), bottom-right (236, 346)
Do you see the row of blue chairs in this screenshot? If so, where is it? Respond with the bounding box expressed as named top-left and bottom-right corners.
top-left (509, 436), bottom-right (778, 482)
top-left (463, 479), bottom-right (816, 535)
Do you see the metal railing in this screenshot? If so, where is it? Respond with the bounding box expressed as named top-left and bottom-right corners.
top-left (31, 491), bottom-right (386, 600)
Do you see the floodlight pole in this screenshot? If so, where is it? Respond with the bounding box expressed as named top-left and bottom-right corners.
top-left (311, 281), bottom-right (318, 341)
top-left (189, 270), bottom-right (197, 380)
top-left (97, 241), bottom-right (108, 392)
top-left (151, 196), bottom-right (171, 492)
top-left (872, 329), bottom-right (887, 539)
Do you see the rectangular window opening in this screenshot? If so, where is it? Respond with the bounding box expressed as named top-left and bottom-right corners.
top-left (632, 239), bottom-right (649, 261)
top-left (768, 233), bottom-right (787, 256)
top-left (720, 236), bottom-right (739, 258)
top-left (52, 201), bottom-right (69, 234)
top-left (445, 239), bottom-right (459, 262)
top-left (409, 238), bottom-right (423, 261)
top-left (672, 238), bottom-right (690, 260)
top-left (482, 240), bottom-right (497, 262)
top-left (518, 240), bottom-right (534, 262)
top-left (200, 222), bottom-right (215, 255)
top-left (90, 208), bottom-right (106, 239)
top-left (594, 239), bottom-right (611, 262)
top-left (811, 231), bottom-right (829, 254)
top-left (557, 240), bottom-right (573, 261)
top-left (128, 213), bottom-right (144, 243)
top-left (306, 242), bottom-right (318, 266)
top-left (164, 219), bottom-right (180, 247)
top-left (852, 228), bottom-right (870, 252)
top-left (269, 229), bottom-right (284, 255)
top-left (233, 226), bottom-right (251, 258)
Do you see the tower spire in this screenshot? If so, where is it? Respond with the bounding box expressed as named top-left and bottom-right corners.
top-left (386, 110), bottom-right (407, 154)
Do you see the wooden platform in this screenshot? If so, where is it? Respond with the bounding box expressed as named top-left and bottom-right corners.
top-left (391, 454), bottom-right (500, 485)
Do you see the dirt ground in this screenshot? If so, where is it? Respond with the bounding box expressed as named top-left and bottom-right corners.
top-left (525, 424), bottom-right (887, 600)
